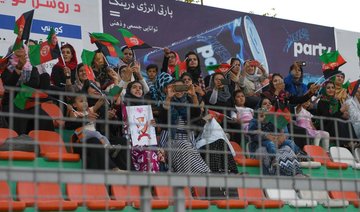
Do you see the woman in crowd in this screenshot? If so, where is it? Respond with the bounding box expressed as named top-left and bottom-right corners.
top-left (158, 77), bottom-right (210, 174)
top-left (284, 62), bottom-right (308, 97)
top-left (121, 46), bottom-right (135, 65)
top-left (239, 59), bottom-right (268, 108)
top-left (261, 73), bottom-right (319, 148)
top-left (161, 47), bottom-right (181, 75)
top-left (317, 81), bottom-right (359, 149)
top-left (333, 71), bottom-right (348, 104)
top-left (184, 51), bottom-right (205, 90)
top-left (226, 57), bottom-right (242, 91)
top-left (51, 44), bottom-right (78, 87)
top-left (346, 86), bottom-right (360, 139)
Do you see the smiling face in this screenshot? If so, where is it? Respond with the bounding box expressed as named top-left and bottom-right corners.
top-left (261, 98), bottom-right (272, 111)
top-left (244, 60), bottom-right (256, 75)
top-left (77, 66), bottom-right (88, 82)
top-left (61, 47), bottom-right (73, 63)
top-left (130, 82), bottom-right (143, 98)
top-left (325, 82), bottom-right (336, 97)
top-left (73, 95), bottom-right (88, 112)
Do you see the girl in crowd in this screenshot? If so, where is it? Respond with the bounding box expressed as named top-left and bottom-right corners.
top-left (284, 62), bottom-right (308, 97)
top-left (239, 59), bottom-right (268, 108)
top-left (317, 81), bottom-right (359, 149)
top-left (122, 81), bottom-right (159, 172)
top-left (295, 100), bottom-right (330, 150)
top-left (51, 44), bottom-right (78, 87)
top-left (231, 90), bottom-right (254, 133)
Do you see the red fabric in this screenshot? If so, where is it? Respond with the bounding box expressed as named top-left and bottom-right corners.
top-left (53, 43), bottom-right (78, 70)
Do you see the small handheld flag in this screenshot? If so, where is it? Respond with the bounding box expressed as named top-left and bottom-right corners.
top-left (118, 28), bottom-right (152, 49)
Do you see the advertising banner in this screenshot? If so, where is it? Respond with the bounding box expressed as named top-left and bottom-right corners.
top-left (335, 29), bottom-right (360, 81)
top-left (0, 0), bottom-right (101, 73)
top-left (102, 0), bottom-right (335, 83)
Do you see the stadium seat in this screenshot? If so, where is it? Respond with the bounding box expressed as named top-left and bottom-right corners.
top-left (230, 141), bottom-right (260, 167)
top-left (41, 102), bottom-right (65, 128)
top-left (329, 146), bottom-right (360, 169)
top-left (16, 181), bottom-right (78, 211)
top-left (0, 128), bottom-right (35, 161)
top-left (28, 130), bottom-right (79, 162)
top-left (192, 187), bottom-right (247, 209)
top-left (303, 145), bottom-right (348, 169)
top-left (66, 183), bottom-right (125, 210)
top-left (153, 186), bottom-right (209, 209)
top-left (298, 190), bottom-right (349, 208)
top-left (329, 191), bottom-right (360, 207)
top-left (0, 181), bottom-right (26, 212)
top-left (354, 148), bottom-right (360, 162)
top-left (265, 189), bottom-right (317, 207)
top-left (111, 185), bottom-right (169, 209)
top-left (237, 188), bottom-right (284, 208)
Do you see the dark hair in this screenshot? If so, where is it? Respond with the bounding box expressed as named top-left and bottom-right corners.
top-left (126, 81), bottom-right (143, 95)
top-left (269, 73), bottom-right (283, 91)
top-left (185, 51), bottom-right (201, 69)
top-left (211, 72), bottom-right (225, 83)
top-left (230, 57), bottom-right (241, 65)
top-left (233, 89), bottom-right (244, 97)
top-left (180, 72), bottom-right (192, 80)
top-left (146, 64), bottom-right (158, 72)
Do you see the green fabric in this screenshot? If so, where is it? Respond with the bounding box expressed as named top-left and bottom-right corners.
top-left (357, 38), bottom-right (360, 57)
top-left (14, 84), bottom-right (36, 109)
top-left (118, 28), bottom-right (134, 38)
top-left (320, 50), bottom-right (341, 63)
top-left (81, 49), bottom-right (95, 66)
top-left (109, 86), bottom-right (123, 97)
top-left (90, 32), bottom-right (120, 44)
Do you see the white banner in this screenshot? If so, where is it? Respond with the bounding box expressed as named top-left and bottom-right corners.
top-left (335, 29), bottom-right (360, 81)
top-left (0, 0), bottom-right (102, 73)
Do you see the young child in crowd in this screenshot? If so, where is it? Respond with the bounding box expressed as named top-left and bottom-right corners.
top-left (145, 64), bottom-right (158, 87)
top-left (296, 100), bottom-right (330, 150)
top-left (231, 90), bottom-right (254, 132)
top-left (69, 95), bottom-right (111, 147)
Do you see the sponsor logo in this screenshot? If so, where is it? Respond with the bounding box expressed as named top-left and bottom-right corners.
top-left (294, 42), bottom-right (331, 57)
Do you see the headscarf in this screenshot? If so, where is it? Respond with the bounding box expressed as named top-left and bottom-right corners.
top-left (53, 44), bottom-right (78, 70)
top-left (149, 72), bottom-right (174, 105)
top-left (74, 63), bottom-right (85, 91)
top-left (185, 51), bottom-right (202, 84)
top-left (320, 81), bottom-right (340, 115)
top-left (124, 81), bottom-right (145, 106)
top-left (167, 51), bottom-right (180, 75)
top-left (7, 44), bottom-right (33, 85)
top-left (208, 73), bottom-right (231, 105)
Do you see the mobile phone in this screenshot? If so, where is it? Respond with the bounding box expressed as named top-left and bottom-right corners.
top-left (174, 85), bottom-right (189, 92)
top-left (220, 79), bottom-right (229, 85)
top-left (296, 61), bottom-right (306, 67)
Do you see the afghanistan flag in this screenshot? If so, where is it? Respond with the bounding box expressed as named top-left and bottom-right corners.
top-left (29, 28), bottom-right (60, 66)
top-left (89, 32), bottom-right (123, 58)
top-left (174, 60), bottom-right (187, 80)
top-left (13, 10), bottom-right (34, 51)
top-left (206, 63), bottom-right (231, 73)
top-left (118, 28), bottom-right (152, 49)
top-left (81, 49), bottom-right (96, 81)
top-left (265, 106), bottom-right (291, 130)
top-left (320, 50), bottom-right (346, 78)
top-left (108, 85), bottom-right (123, 102)
top-left (346, 79), bottom-right (360, 97)
top-left (14, 84), bottom-right (48, 110)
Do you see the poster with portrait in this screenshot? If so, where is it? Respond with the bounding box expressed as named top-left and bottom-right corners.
top-left (126, 105), bottom-right (157, 146)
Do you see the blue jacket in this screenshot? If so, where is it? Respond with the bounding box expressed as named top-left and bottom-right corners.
top-left (284, 74), bottom-right (307, 97)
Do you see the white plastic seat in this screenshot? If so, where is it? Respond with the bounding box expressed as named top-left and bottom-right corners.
top-left (354, 148), bottom-right (360, 162)
top-left (299, 161), bottom-right (322, 168)
top-left (265, 189), bottom-right (317, 208)
top-left (298, 190), bottom-right (349, 208)
top-left (330, 147), bottom-right (360, 169)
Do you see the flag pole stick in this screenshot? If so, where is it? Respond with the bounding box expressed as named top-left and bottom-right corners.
top-left (255, 83), bottom-right (269, 93)
top-left (151, 46), bottom-right (164, 50)
top-left (102, 54), bottom-right (110, 67)
top-left (314, 75), bottom-right (324, 84)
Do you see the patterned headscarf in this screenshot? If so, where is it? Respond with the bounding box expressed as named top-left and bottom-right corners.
top-left (149, 72), bottom-right (174, 105)
top-left (320, 81), bottom-right (339, 115)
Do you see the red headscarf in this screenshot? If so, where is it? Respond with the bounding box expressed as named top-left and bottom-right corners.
top-left (167, 51), bottom-right (180, 75)
top-left (54, 43), bottom-right (78, 70)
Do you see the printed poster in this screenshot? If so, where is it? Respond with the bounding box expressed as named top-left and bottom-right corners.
top-left (126, 105), bottom-right (157, 146)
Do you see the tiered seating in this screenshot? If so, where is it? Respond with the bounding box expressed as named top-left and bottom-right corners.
top-left (111, 185), bottom-right (169, 209)
top-left (303, 145), bottom-right (348, 169)
top-left (0, 128), bottom-right (35, 161)
top-left (0, 181), bottom-right (26, 212)
top-left (265, 189), bottom-right (317, 207)
top-left (41, 102), bottom-right (65, 128)
top-left (237, 188), bottom-right (284, 208)
top-left (66, 183), bottom-right (126, 210)
top-left (329, 146), bottom-right (360, 169)
top-left (329, 191), bottom-right (360, 207)
top-left (28, 130), bottom-right (79, 162)
top-left (16, 181), bottom-right (78, 211)
top-left (153, 186), bottom-right (209, 209)
top-left (230, 141), bottom-right (260, 167)
top-left (298, 190), bottom-right (349, 208)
